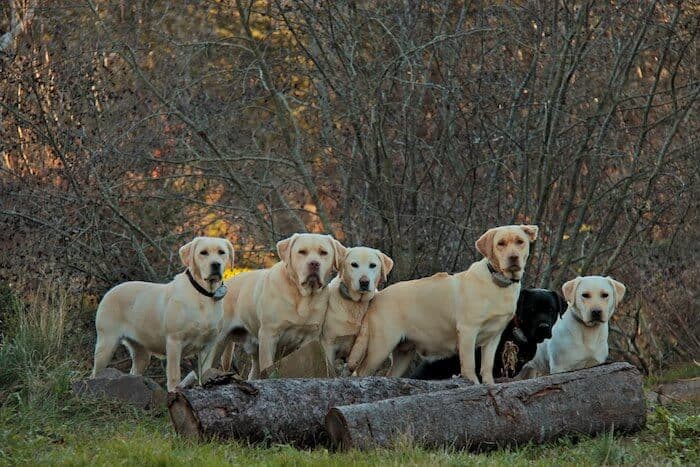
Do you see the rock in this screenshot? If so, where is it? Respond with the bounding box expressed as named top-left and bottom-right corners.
top-left (72, 368), bottom-right (167, 409)
top-left (266, 340), bottom-right (334, 378)
top-left (656, 377), bottom-right (699, 404)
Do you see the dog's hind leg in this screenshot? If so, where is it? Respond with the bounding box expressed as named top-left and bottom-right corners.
top-left (124, 339), bottom-right (151, 376)
top-left (356, 335), bottom-right (397, 377)
top-left (388, 346), bottom-right (414, 377)
top-left (220, 338), bottom-right (236, 372)
top-left (456, 325), bottom-right (479, 383)
top-left (92, 330), bottom-right (120, 377)
top-left (248, 355), bottom-right (260, 380)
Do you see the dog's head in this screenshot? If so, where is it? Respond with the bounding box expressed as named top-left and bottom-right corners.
top-left (562, 275), bottom-right (626, 327)
top-left (277, 233), bottom-right (347, 296)
top-left (339, 246), bottom-right (394, 302)
top-left (516, 288), bottom-right (567, 343)
top-left (179, 236), bottom-right (234, 284)
top-left (476, 225), bottom-right (538, 282)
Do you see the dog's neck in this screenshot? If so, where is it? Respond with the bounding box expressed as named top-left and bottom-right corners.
top-left (338, 281), bottom-right (357, 302)
top-left (336, 279), bottom-right (372, 324)
top-left (487, 262), bottom-right (520, 288)
top-left (185, 269), bottom-right (226, 301)
top-left (564, 307), bottom-right (608, 350)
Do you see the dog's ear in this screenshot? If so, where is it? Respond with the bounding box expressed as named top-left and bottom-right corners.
top-left (179, 237), bottom-right (199, 269)
top-left (475, 228), bottom-right (497, 264)
top-left (224, 239), bottom-right (235, 270)
top-left (555, 292), bottom-right (568, 317)
top-left (378, 251), bottom-right (394, 286)
top-left (276, 234), bottom-right (298, 264)
top-left (520, 224), bottom-right (539, 242)
top-left (561, 277), bottom-right (581, 305)
top-left (606, 276), bottom-right (626, 307)
top-left (331, 237), bottom-right (348, 272)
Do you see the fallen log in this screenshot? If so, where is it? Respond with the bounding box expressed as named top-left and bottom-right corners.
top-left (326, 362), bottom-right (645, 450)
top-left (168, 377), bottom-right (473, 446)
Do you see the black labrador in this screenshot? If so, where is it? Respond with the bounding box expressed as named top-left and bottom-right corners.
top-left (409, 288), bottom-right (566, 380)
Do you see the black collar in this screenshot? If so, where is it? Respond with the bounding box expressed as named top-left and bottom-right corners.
top-left (186, 269), bottom-right (227, 301)
top-left (487, 262), bottom-right (519, 288)
top-left (338, 281), bottom-right (355, 301)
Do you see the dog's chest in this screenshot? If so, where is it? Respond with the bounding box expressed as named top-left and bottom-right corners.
top-left (325, 300), bottom-right (364, 338)
top-left (182, 306), bottom-right (223, 352)
top-left (279, 295), bottom-right (327, 340)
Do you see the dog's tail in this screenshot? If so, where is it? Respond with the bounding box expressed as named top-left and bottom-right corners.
top-left (347, 312), bottom-right (371, 372)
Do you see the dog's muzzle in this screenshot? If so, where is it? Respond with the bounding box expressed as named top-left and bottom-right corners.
top-left (208, 263), bottom-right (223, 280)
top-left (302, 273), bottom-right (322, 288)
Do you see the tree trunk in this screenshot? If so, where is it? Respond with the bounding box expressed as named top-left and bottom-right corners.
top-left (168, 377), bottom-right (474, 446)
top-left (326, 362), bottom-right (645, 450)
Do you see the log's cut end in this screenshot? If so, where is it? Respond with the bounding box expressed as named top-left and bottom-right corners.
top-left (168, 391), bottom-right (203, 439)
top-left (325, 408), bottom-right (352, 449)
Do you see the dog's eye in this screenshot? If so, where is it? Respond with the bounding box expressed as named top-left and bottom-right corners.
top-left (582, 292), bottom-right (591, 299)
top-left (200, 250), bottom-right (209, 256)
top-left (369, 263), bottom-right (377, 269)
top-left (516, 239), bottom-right (524, 245)
top-left (218, 250), bottom-right (226, 255)
top-left (298, 249), bottom-right (307, 255)
top-left (497, 241), bottom-right (506, 247)
top-left (319, 250), bottom-right (328, 256)
top-left (601, 292), bottom-right (609, 298)
top-left (351, 262), bottom-right (359, 268)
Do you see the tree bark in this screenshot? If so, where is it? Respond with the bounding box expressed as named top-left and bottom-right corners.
top-left (326, 362), bottom-right (645, 450)
top-left (168, 377), bottom-right (474, 446)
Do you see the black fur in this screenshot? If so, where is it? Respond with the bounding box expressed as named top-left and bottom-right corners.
top-left (409, 288), bottom-right (566, 380)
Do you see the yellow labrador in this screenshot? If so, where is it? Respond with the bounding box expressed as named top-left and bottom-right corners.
top-left (348, 225), bottom-right (538, 384)
top-left (91, 237), bottom-right (234, 391)
top-left (218, 233), bottom-right (346, 379)
top-left (518, 275), bottom-right (626, 378)
top-left (321, 246), bottom-right (394, 370)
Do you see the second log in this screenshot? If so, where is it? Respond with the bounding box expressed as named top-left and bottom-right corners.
top-left (326, 362), bottom-right (646, 450)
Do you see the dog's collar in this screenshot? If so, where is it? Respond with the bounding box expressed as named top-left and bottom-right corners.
top-left (338, 281), bottom-right (356, 301)
top-left (186, 269), bottom-right (227, 301)
top-left (512, 327), bottom-right (528, 344)
top-left (487, 262), bottom-right (519, 288)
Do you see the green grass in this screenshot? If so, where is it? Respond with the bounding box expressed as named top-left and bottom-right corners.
top-left (0, 285), bottom-right (698, 466)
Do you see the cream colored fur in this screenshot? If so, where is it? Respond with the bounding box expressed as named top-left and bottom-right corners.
top-left (347, 225), bottom-right (538, 385)
top-left (218, 233), bottom-right (346, 379)
top-left (91, 236), bottom-right (234, 391)
top-left (518, 275), bottom-right (626, 378)
top-left (321, 246), bottom-right (393, 369)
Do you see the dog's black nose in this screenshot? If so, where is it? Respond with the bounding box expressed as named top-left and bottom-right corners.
top-left (508, 254), bottom-right (519, 263)
top-left (308, 261), bottom-right (320, 272)
top-left (211, 262), bottom-right (221, 272)
top-left (359, 279), bottom-right (370, 291)
top-left (534, 323), bottom-right (552, 341)
top-left (591, 309), bottom-right (602, 321)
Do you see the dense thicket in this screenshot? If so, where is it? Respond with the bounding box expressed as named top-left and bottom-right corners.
top-left (1, 1), bottom-right (697, 371)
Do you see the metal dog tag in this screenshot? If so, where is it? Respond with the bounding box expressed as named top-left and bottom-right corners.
top-left (212, 285), bottom-right (228, 301)
top-left (512, 327), bottom-right (528, 344)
